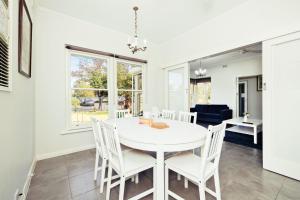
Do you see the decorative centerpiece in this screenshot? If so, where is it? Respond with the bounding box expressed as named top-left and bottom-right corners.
top-left (139, 117), bottom-right (153, 126)
top-left (150, 122), bottom-right (169, 129)
top-left (243, 112), bottom-right (250, 122)
top-left (139, 117), bottom-right (169, 129)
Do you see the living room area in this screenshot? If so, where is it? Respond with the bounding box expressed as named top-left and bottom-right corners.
top-left (189, 43), bottom-right (263, 149)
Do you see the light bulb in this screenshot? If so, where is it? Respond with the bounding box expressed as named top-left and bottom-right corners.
top-left (127, 37), bottom-right (131, 45)
top-left (143, 39), bottom-right (148, 47)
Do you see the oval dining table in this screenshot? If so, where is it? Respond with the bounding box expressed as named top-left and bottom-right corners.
top-left (113, 117), bottom-right (208, 200)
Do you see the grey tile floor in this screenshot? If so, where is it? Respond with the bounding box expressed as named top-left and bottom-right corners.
top-left (27, 142), bottom-right (300, 200)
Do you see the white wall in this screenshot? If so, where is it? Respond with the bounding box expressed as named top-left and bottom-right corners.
top-left (0, 0), bottom-right (35, 199)
top-left (191, 55), bottom-right (262, 117)
top-left (158, 0), bottom-right (300, 68)
top-left (240, 76), bottom-right (262, 119)
top-left (34, 7), bottom-right (160, 158)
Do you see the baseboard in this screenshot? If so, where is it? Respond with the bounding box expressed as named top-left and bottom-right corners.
top-left (21, 158), bottom-right (36, 200)
top-left (36, 144), bottom-right (96, 161)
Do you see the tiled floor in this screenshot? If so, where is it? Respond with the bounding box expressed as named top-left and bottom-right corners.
top-left (27, 142), bottom-right (300, 200)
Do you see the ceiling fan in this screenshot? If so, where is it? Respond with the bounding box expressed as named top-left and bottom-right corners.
top-left (239, 49), bottom-right (262, 54)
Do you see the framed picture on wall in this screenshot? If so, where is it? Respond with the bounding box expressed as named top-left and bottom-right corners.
top-left (18, 0), bottom-right (32, 78)
top-left (257, 75), bottom-right (263, 91)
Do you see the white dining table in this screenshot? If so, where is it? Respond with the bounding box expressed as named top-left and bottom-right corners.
top-left (113, 117), bottom-right (208, 200)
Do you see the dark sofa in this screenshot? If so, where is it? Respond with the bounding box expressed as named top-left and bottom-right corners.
top-left (190, 104), bottom-right (232, 124)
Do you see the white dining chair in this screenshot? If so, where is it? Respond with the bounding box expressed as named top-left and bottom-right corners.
top-left (161, 109), bottom-right (176, 120)
top-left (115, 109), bottom-right (130, 118)
top-left (102, 121), bottom-right (157, 200)
top-left (178, 111), bottom-right (197, 124)
top-left (165, 123), bottom-right (226, 200)
top-left (176, 111), bottom-right (198, 185)
top-left (91, 117), bottom-right (109, 193)
top-left (91, 117), bottom-right (138, 192)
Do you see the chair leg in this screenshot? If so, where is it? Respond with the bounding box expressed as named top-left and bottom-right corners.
top-left (100, 158), bottom-right (107, 193)
top-left (214, 171), bottom-right (222, 200)
top-left (94, 151), bottom-right (99, 181)
top-left (184, 178), bottom-right (189, 189)
top-left (135, 174), bottom-right (139, 184)
top-left (119, 176), bottom-right (126, 200)
top-left (165, 166), bottom-right (169, 200)
top-left (106, 164), bottom-right (112, 200)
top-left (153, 166), bottom-right (157, 200)
top-left (199, 182), bottom-right (206, 200)
top-left (177, 174), bottom-right (181, 181)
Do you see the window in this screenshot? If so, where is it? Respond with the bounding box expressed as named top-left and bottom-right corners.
top-left (190, 78), bottom-right (211, 107)
top-left (0, 0), bottom-right (10, 91)
top-left (116, 61), bottom-right (143, 116)
top-left (67, 49), bottom-right (146, 129)
top-left (70, 52), bottom-right (109, 127)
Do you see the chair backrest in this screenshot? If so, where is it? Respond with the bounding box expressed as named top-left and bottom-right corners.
top-left (161, 110), bottom-right (176, 120)
top-left (200, 122), bottom-right (226, 178)
top-left (151, 107), bottom-right (160, 119)
top-left (91, 117), bottom-right (107, 158)
top-left (178, 111), bottom-right (197, 124)
top-left (115, 109), bottom-right (130, 119)
top-left (102, 121), bottom-right (124, 173)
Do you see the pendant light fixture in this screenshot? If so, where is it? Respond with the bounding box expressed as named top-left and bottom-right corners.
top-left (127, 6), bottom-right (147, 54)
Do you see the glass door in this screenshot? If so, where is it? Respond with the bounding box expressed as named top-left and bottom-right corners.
top-left (115, 60), bottom-right (144, 117)
top-left (165, 63), bottom-right (189, 113)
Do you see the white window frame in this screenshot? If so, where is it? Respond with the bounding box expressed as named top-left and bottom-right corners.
top-left (64, 50), bottom-right (147, 133)
top-left (65, 49), bottom-right (113, 131)
top-left (114, 58), bottom-right (146, 117)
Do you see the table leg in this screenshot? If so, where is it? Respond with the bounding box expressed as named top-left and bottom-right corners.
top-left (254, 126), bottom-right (257, 144)
top-left (156, 151), bottom-right (165, 200)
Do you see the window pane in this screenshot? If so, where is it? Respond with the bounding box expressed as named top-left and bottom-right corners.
top-left (117, 91), bottom-right (132, 111)
top-left (71, 54), bottom-right (108, 90)
top-left (117, 91), bottom-right (143, 117)
top-left (117, 62), bottom-right (142, 90)
top-left (190, 81), bottom-right (211, 107)
top-left (72, 89), bottom-right (108, 125)
top-left (133, 91), bottom-right (143, 116)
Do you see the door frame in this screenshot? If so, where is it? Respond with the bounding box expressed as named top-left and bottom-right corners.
top-left (164, 62), bottom-right (190, 112)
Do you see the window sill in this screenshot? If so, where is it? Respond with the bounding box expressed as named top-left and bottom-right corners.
top-left (61, 127), bottom-right (92, 135)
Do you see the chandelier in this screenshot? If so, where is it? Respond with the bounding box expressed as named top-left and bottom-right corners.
top-left (194, 60), bottom-right (207, 77)
top-left (195, 68), bottom-right (207, 77)
top-left (127, 6), bottom-right (147, 54)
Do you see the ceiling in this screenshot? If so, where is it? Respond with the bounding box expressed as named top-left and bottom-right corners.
top-left (37, 0), bottom-right (249, 43)
top-left (189, 43), bottom-right (262, 72)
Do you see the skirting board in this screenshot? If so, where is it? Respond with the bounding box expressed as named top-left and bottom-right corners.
top-left (36, 144), bottom-right (96, 161)
top-left (22, 158), bottom-right (36, 200)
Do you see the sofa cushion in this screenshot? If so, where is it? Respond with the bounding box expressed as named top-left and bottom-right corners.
top-left (202, 113), bottom-right (222, 120)
top-left (195, 105), bottom-right (208, 112)
top-left (207, 105), bottom-right (228, 113)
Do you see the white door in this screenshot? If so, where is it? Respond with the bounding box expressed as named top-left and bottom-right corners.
top-left (165, 63), bottom-right (189, 113)
top-left (263, 32), bottom-right (300, 180)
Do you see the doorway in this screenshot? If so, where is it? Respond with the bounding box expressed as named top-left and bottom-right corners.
top-left (238, 81), bottom-right (248, 117)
